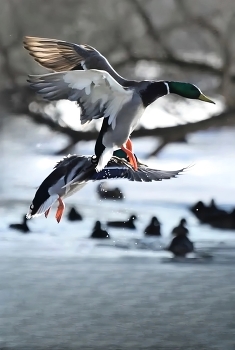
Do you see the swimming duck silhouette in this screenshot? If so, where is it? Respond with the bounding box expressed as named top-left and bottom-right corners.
top-left (97, 182), bottom-right (123, 200)
top-left (9, 215), bottom-right (30, 233)
top-left (190, 200), bottom-right (227, 224)
top-left (171, 218), bottom-right (188, 236)
top-left (90, 221), bottom-right (110, 239)
top-left (67, 207), bottom-right (83, 221)
top-left (107, 214), bottom-right (137, 230)
top-left (208, 208), bottom-right (235, 230)
top-left (144, 216), bottom-right (161, 236)
top-left (168, 219), bottom-right (193, 257)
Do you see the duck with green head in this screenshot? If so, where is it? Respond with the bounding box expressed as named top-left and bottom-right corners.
top-left (24, 36), bottom-right (215, 172)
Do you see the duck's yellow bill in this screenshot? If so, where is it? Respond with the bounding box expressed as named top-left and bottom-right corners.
top-left (199, 93), bottom-right (215, 104)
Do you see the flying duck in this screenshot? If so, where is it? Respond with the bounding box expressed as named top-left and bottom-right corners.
top-left (24, 36), bottom-right (215, 172)
top-left (26, 151), bottom-right (186, 223)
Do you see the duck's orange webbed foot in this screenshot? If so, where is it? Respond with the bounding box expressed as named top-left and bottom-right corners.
top-left (55, 197), bottom-right (65, 223)
top-left (121, 139), bottom-right (138, 171)
top-left (45, 208), bottom-right (51, 218)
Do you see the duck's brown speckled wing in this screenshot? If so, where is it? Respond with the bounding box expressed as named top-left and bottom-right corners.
top-left (23, 36), bottom-right (125, 84)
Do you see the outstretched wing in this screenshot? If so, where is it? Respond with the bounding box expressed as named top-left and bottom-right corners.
top-left (58, 155), bottom-right (186, 190)
top-left (53, 154), bottom-right (79, 169)
top-left (23, 36), bottom-right (125, 84)
top-left (27, 69), bottom-right (133, 127)
top-left (92, 157), bottom-right (186, 182)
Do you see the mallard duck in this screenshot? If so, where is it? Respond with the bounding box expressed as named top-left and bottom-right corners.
top-left (107, 214), bottom-right (137, 230)
top-left (144, 216), bottom-right (161, 236)
top-left (171, 218), bottom-right (188, 236)
top-left (90, 221), bottom-right (110, 239)
top-left (9, 215), bottom-right (30, 233)
top-left (24, 36), bottom-right (215, 172)
top-left (26, 151), bottom-right (186, 223)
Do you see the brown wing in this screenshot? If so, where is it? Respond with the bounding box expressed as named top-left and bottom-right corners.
top-left (23, 36), bottom-right (125, 83)
top-left (23, 36), bottom-right (96, 71)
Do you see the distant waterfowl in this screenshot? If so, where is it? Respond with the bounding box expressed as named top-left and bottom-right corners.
top-left (168, 218), bottom-right (193, 257)
top-left (67, 207), bottom-right (83, 221)
top-left (171, 218), bottom-right (188, 236)
top-left (190, 200), bottom-right (227, 224)
top-left (144, 216), bottom-right (161, 236)
top-left (26, 152), bottom-right (186, 223)
top-left (107, 214), bottom-right (137, 230)
top-left (9, 215), bottom-right (30, 233)
top-left (24, 36), bottom-right (215, 172)
top-left (167, 235), bottom-right (194, 257)
top-left (90, 221), bottom-right (110, 239)
top-left (208, 208), bottom-right (235, 230)
top-left (97, 182), bottom-right (123, 200)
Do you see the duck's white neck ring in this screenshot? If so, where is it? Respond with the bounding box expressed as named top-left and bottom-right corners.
top-left (164, 82), bottom-right (170, 94)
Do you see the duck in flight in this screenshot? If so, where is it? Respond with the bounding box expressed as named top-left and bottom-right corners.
top-left (24, 36), bottom-right (215, 172)
top-left (26, 150), bottom-right (186, 223)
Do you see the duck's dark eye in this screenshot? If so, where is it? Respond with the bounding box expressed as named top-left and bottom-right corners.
top-left (30, 204), bottom-right (34, 210)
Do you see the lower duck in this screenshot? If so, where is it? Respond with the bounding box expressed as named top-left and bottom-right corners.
top-left (26, 152), bottom-right (186, 223)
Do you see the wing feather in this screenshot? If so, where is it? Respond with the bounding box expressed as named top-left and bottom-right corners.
top-left (23, 36), bottom-right (125, 84)
top-left (27, 69), bottom-right (133, 125)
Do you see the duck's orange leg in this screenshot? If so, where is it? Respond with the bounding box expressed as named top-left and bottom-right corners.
top-left (126, 138), bottom-right (133, 152)
top-left (44, 208), bottom-right (51, 218)
top-left (55, 197), bottom-right (65, 223)
top-left (121, 139), bottom-right (138, 170)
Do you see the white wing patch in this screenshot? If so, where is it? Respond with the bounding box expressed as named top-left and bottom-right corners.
top-left (28, 69), bottom-right (133, 128)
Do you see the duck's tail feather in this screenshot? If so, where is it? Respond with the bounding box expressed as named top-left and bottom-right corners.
top-left (26, 194), bottom-right (59, 219)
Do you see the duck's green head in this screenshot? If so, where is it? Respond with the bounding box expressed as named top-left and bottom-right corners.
top-left (113, 149), bottom-right (129, 160)
top-left (168, 82), bottom-right (215, 104)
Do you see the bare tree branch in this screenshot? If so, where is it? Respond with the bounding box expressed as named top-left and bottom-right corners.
top-left (220, 13), bottom-right (235, 107)
top-left (129, 0), bottom-right (175, 58)
top-left (22, 107), bottom-right (235, 154)
top-left (174, 0), bottom-right (220, 40)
